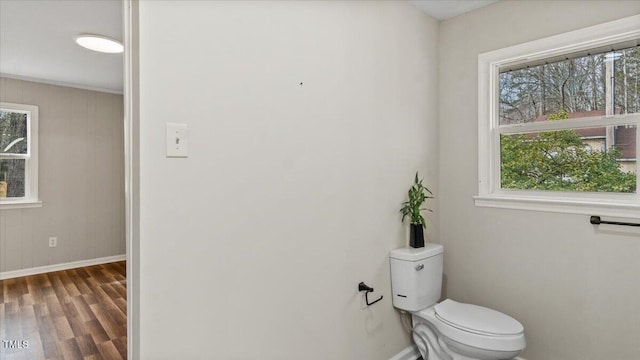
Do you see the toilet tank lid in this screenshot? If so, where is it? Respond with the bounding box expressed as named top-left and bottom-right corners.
top-left (390, 243), bottom-right (443, 261)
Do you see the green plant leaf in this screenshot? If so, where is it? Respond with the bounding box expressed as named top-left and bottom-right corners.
top-left (401, 172), bottom-right (434, 228)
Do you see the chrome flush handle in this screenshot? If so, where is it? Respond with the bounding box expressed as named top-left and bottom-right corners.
top-left (415, 264), bottom-right (424, 271)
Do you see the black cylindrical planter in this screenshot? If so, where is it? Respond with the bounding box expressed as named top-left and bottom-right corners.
top-left (410, 224), bottom-right (425, 248)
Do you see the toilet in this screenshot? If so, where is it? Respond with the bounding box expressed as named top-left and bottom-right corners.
top-left (389, 244), bottom-right (526, 360)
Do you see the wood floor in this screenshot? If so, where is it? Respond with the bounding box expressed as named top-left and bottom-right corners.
top-left (0, 262), bottom-right (127, 360)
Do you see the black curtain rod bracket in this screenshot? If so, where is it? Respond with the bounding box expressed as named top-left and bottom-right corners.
top-left (590, 216), bottom-right (640, 227)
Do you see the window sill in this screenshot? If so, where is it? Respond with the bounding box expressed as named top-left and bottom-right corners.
top-left (473, 194), bottom-right (640, 219)
top-left (0, 200), bottom-right (43, 210)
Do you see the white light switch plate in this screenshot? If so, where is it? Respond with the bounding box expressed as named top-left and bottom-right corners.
top-left (166, 123), bottom-right (189, 158)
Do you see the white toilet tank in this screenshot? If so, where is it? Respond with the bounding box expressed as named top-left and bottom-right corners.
top-left (389, 243), bottom-right (443, 312)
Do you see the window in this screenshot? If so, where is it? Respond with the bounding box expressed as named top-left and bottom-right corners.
top-left (0, 102), bottom-right (40, 208)
top-left (476, 15), bottom-right (640, 217)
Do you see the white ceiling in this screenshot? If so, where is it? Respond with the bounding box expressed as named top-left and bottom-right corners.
top-left (0, 1), bottom-right (497, 94)
top-left (409, 0), bottom-right (499, 20)
top-left (0, 0), bottom-right (123, 93)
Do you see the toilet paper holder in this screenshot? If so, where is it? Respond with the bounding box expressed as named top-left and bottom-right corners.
top-left (358, 282), bottom-right (383, 306)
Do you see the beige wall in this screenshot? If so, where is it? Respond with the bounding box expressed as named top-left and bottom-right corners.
top-left (138, 1), bottom-right (438, 359)
top-left (439, 1), bottom-right (640, 359)
top-left (0, 77), bottom-right (125, 273)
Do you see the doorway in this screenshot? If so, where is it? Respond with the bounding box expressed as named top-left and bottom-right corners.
top-left (0, 1), bottom-right (128, 358)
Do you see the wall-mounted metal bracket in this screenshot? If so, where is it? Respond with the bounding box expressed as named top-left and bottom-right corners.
top-left (358, 282), bottom-right (383, 306)
top-left (590, 216), bottom-right (640, 227)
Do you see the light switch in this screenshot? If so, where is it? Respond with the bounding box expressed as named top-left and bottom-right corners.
top-left (166, 123), bottom-right (189, 158)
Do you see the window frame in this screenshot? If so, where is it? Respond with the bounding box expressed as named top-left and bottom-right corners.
top-left (476, 15), bottom-right (640, 218)
top-left (0, 102), bottom-right (41, 209)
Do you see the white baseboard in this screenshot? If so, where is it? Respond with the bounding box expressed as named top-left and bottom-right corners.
top-left (389, 345), bottom-right (421, 360)
top-left (389, 344), bottom-right (527, 360)
top-left (0, 254), bottom-right (126, 280)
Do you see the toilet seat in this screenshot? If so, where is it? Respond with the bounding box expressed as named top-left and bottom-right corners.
top-left (415, 299), bottom-right (526, 353)
top-left (435, 299), bottom-right (523, 336)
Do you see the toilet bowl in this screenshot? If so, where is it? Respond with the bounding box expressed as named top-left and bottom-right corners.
top-left (389, 245), bottom-right (525, 360)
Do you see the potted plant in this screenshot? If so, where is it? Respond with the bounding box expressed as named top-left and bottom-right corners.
top-left (400, 172), bottom-right (433, 248)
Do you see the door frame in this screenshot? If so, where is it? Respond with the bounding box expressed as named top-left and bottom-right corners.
top-left (123, 0), bottom-right (139, 358)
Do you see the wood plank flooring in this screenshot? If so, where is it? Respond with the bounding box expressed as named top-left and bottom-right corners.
top-left (0, 261), bottom-right (126, 360)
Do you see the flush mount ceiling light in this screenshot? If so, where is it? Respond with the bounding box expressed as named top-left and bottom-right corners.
top-left (75, 34), bottom-right (123, 54)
